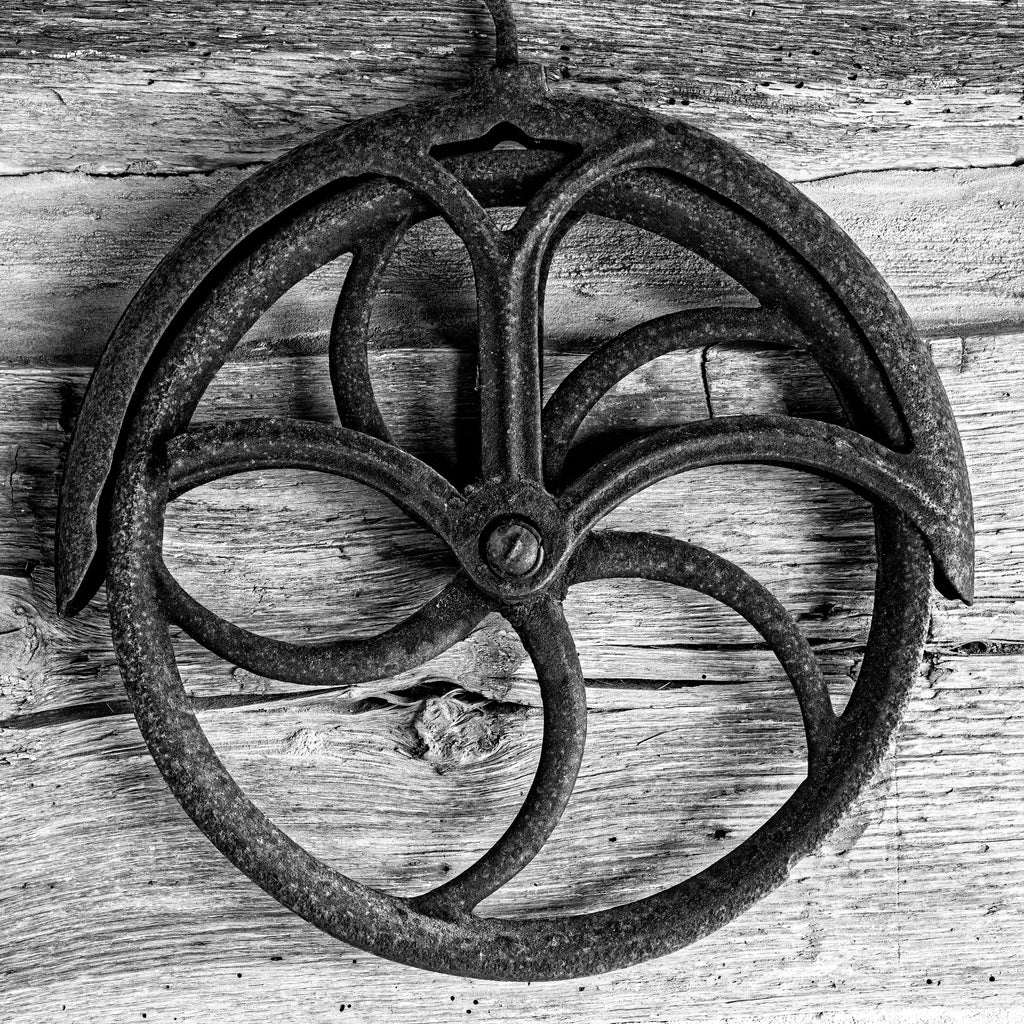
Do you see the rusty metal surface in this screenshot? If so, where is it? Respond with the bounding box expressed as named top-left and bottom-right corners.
top-left (55, 0), bottom-right (973, 981)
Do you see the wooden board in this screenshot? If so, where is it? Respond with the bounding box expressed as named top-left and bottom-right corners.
top-left (1, 1), bottom-right (1021, 178)
top-left (1, 2), bottom-right (1023, 1021)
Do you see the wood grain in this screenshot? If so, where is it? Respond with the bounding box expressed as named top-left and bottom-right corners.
top-left (2, 652), bottom-right (1023, 1021)
top-left (1, 163), bottom-right (1021, 363)
top-left (1, 1), bottom-right (1023, 1020)
top-left (0, 1), bottom-right (1021, 178)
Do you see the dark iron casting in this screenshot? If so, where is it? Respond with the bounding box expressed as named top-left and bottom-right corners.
top-left (54, 0), bottom-right (974, 981)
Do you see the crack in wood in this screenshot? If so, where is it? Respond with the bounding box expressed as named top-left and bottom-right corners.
top-left (1, 673), bottom-right (804, 731)
top-left (3, 160), bottom-right (1022, 183)
top-left (795, 157), bottom-right (1024, 184)
top-left (0, 162), bottom-right (270, 181)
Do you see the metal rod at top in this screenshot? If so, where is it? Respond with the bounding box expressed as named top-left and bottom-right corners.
top-left (484, 0), bottom-right (519, 66)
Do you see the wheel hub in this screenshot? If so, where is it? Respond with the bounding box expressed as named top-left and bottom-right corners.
top-left (481, 516), bottom-right (545, 578)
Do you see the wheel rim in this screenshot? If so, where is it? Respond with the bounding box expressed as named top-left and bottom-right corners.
top-left (58, 70), bottom-right (967, 980)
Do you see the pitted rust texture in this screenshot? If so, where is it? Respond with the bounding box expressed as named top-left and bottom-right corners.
top-left (55, 0), bottom-right (973, 982)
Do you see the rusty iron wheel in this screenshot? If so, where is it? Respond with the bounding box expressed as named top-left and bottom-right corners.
top-left (55, 1), bottom-right (972, 981)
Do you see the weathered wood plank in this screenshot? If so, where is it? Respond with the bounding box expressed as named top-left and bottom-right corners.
top-left (0, 1), bottom-right (1021, 178)
top-left (1, 1), bottom-right (1022, 1011)
top-left (0, 166), bottom-right (1020, 362)
top-left (1, 649), bottom-right (1021, 1020)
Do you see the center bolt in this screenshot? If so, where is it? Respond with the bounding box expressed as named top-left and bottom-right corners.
top-left (482, 517), bottom-right (545, 578)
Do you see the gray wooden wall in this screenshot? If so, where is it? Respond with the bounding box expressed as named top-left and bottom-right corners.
top-left (1, 2), bottom-right (1022, 1020)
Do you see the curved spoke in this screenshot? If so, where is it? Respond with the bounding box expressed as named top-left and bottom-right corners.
top-left (156, 416), bottom-right (481, 684)
top-left (410, 593), bottom-right (587, 918)
top-left (474, 132), bottom-right (664, 483)
top-left (376, 152), bottom-right (508, 266)
top-left (398, 133), bottom-right (689, 486)
top-left (536, 209), bottom-right (583, 407)
top-left (543, 306), bottom-right (798, 484)
top-left (570, 530), bottom-right (837, 773)
top-left (157, 566), bottom-right (490, 687)
top-left (561, 415), bottom-right (952, 570)
top-left (330, 218), bottom-right (411, 441)
top-left (349, 151), bottom-right (540, 483)
top-left (167, 417), bottom-right (464, 548)
top-left (511, 130), bottom-right (662, 259)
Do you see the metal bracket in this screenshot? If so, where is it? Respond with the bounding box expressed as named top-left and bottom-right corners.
top-left (55, 0), bottom-right (973, 981)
